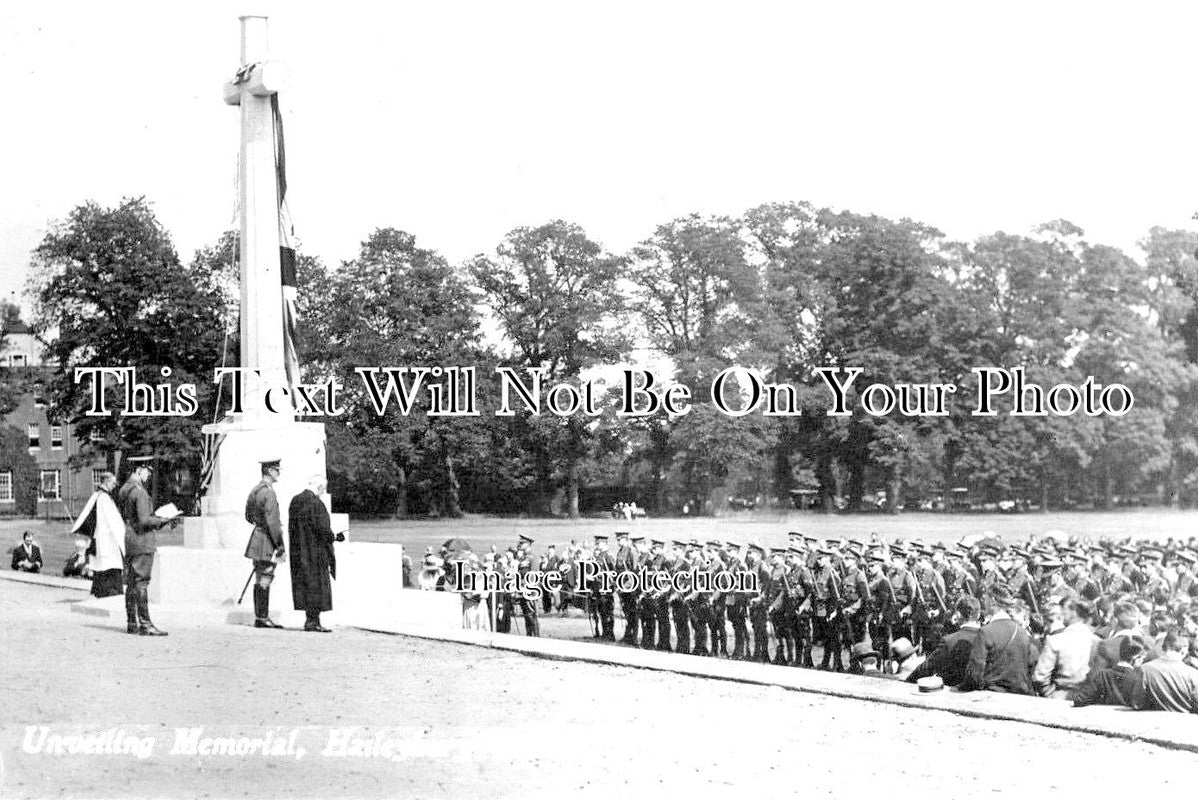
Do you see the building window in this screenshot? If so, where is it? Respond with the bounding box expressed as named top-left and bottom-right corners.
top-left (89, 429), bottom-right (102, 443)
top-left (27, 423), bottom-right (39, 449)
top-left (39, 470), bottom-right (60, 500)
top-left (0, 472), bottom-right (12, 503)
top-left (10, 354), bottom-right (26, 367)
top-left (33, 383), bottom-right (46, 408)
top-left (92, 468), bottom-right (105, 489)
top-left (50, 425), bottom-right (63, 449)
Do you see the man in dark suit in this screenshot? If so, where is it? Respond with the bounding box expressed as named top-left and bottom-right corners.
top-left (245, 457), bottom-right (285, 629)
top-left (1129, 630), bottom-right (1198, 713)
top-left (118, 456), bottom-right (175, 636)
top-left (288, 475), bottom-right (336, 633)
top-left (11, 531), bottom-right (42, 573)
top-left (908, 595), bottom-right (984, 687)
top-left (1073, 636), bottom-right (1147, 707)
top-left (960, 589), bottom-right (1036, 695)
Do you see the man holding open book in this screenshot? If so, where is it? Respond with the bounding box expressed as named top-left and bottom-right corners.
top-left (118, 455), bottom-right (180, 636)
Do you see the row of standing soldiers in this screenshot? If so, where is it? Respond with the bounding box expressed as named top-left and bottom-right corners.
top-left (501, 530), bottom-right (953, 669)
top-left (478, 530), bottom-right (1198, 672)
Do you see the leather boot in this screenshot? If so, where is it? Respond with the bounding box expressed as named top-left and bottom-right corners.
top-left (137, 588), bottom-right (168, 636)
top-left (125, 587), bottom-right (140, 634)
top-left (304, 610), bottom-right (331, 633)
top-left (254, 586), bottom-right (283, 629)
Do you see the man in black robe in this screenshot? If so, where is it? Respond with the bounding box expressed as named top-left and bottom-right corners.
top-left (289, 475), bottom-right (336, 632)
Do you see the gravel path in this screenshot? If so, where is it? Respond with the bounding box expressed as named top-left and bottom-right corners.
top-left (0, 579), bottom-right (1192, 799)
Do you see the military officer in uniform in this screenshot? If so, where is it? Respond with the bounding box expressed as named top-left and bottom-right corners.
top-left (118, 455), bottom-right (177, 636)
top-left (638, 537), bottom-right (659, 650)
top-left (787, 544), bottom-right (816, 668)
top-left (245, 457), bottom-right (286, 629)
top-left (615, 531), bottom-right (639, 645)
top-left (706, 541), bottom-right (729, 657)
top-left (592, 534), bottom-right (617, 640)
top-left (765, 548), bottom-right (790, 665)
top-left (685, 542), bottom-right (711, 656)
top-left (841, 548), bottom-right (872, 652)
top-left (668, 541), bottom-right (691, 654)
top-left (515, 539), bottom-right (540, 636)
top-left (815, 548), bottom-right (845, 671)
top-left (746, 543), bottom-right (770, 662)
top-left (653, 540), bottom-right (673, 651)
top-left (723, 541), bottom-right (749, 659)
top-left (867, 549), bottom-right (898, 670)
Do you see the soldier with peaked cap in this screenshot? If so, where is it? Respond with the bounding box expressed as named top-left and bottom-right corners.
top-left (764, 547), bottom-right (790, 665)
top-left (638, 537), bottom-right (660, 651)
top-left (745, 543), bottom-right (770, 662)
top-left (722, 541), bottom-right (750, 659)
top-left (1176, 552), bottom-right (1198, 598)
top-left (592, 534), bottom-right (616, 640)
top-left (538, 543), bottom-right (560, 614)
top-left (888, 548), bottom-right (918, 643)
top-left (866, 549), bottom-right (898, 671)
top-left (651, 539), bottom-right (673, 651)
top-left (615, 531), bottom-right (640, 646)
top-left (668, 540), bottom-right (692, 654)
top-left (840, 548), bottom-right (872, 655)
top-left (118, 455), bottom-right (177, 636)
top-left (514, 542), bottom-right (540, 636)
top-left (245, 456), bottom-right (286, 629)
top-left (699, 543), bottom-right (723, 656)
top-left (912, 551), bottom-right (948, 652)
top-left (685, 544), bottom-right (711, 656)
top-left (786, 546), bottom-right (816, 667)
top-left (814, 548), bottom-right (845, 671)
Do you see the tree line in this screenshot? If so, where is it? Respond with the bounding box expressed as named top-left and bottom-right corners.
top-left (17, 197), bottom-right (1198, 517)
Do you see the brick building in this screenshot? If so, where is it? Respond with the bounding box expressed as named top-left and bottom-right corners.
top-left (0, 320), bottom-right (106, 518)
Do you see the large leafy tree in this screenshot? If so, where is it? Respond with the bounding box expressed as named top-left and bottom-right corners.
top-left (625, 214), bottom-right (778, 513)
top-left (306, 228), bottom-right (487, 517)
top-left (27, 197), bottom-right (226, 468)
top-left (470, 220), bottom-right (629, 517)
top-left (1141, 227), bottom-right (1198, 505)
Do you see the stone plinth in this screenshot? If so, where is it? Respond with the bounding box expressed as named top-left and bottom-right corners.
top-left (153, 542), bottom-right (397, 608)
top-left (198, 414), bottom-right (329, 553)
top-left (143, 541), bottom-right (460, 630)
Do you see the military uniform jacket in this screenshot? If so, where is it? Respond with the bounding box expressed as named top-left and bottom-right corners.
top-left (870, 573), bottom-right (899, 623)
top-left (914, 566), bottom-right (947, 613)
top-left (593, 551), bottom-right (616, 594)
top-left (788, 564), bottom-right (814, 615)
top-left (890, 566), bottom-right (916, 608)
top-left (763, 564), bottom-right (786, 611)
top-left (943, 564), bottom-right (976, 600)
top-left (841, 566), bottom-right (871, 615)
top-left (814, 566), bottom-right (841, 617)
top-left (118, 478), bottom-right (171, 557)
top-left (244, 479), bottom-right (284, 562)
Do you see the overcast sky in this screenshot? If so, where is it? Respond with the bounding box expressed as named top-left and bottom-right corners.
top-left (2, 1), bottom-right (1196, 313)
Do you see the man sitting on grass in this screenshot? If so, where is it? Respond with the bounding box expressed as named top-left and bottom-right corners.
top-left (11, 531), bottom-right (42, 573)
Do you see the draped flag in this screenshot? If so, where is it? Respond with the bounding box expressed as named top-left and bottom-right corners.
top-left (271, 94), bottom-right (301, 395)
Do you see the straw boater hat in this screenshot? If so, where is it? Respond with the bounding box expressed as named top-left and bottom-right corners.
top-left (914, 676), bottom-right (944, 694)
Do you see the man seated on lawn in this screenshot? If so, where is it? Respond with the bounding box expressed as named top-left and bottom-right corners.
top-left (11, 531), bottom-right (43, 573)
